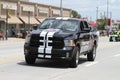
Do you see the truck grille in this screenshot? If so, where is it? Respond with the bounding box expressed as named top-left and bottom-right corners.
top-left (47, 37), bottom-right (64, 49)
top-left (30, 34), bottom-right (40, 47)
top-left (53, 37), bottom-right (64, 49)
top-left (30, 34), bottom-right (64, 49)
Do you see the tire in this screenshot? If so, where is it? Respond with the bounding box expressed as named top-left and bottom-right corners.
top-left (116, 37), bottom-right (118, 42)
top-left (69, 47), bottom-right (80, 68)
top-left (109, 37), bottom-right (113, 42)
top-left (87, 45), bottom-right (96, 61)
top-left (25, 55), bottom-right (36, 64)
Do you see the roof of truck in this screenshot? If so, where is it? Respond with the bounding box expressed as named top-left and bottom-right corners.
top-left (45, 17), bottom-right (84, 21)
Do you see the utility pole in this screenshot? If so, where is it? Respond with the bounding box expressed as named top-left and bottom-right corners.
top-left (104, 11), bottom-right (106, 18)
top-left (28, 11), bottom-right (30, 30)
top-left (106, 0), bottom-right (109, 26)
top-left (96, 7), bottom-right (98, 22)
top-left (90, 16), bottom-right (92, 22)
top-left (100, 12), bottom-right (102, 18)
top-left (110, 12), bottom-right (112, 28)
top-left (110, 12), bottom-right (112, 19)
top-left (106, 0), bottom-right (109, 37)
top-left (5, 7), bottom-right (8, 40)
top-left (60, 0), bottom-right (63, 17)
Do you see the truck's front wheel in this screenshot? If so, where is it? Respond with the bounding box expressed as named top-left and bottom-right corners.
top-left (25, 55), bottom-right (36, 64)
top-left (69, 47), bottom-right (79, 68)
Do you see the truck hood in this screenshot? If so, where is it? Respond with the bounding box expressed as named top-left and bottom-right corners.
top-left (31, 29), bottom-right (75, 39)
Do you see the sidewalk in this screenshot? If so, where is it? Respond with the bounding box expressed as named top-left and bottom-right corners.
top-left (0, 38), bottom-right (25, 45)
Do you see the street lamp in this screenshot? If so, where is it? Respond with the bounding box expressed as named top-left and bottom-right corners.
top-left (60, 0), bottom-right (63, 17)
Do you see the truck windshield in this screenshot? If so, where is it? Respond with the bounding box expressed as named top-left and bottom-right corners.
top-left (39, 19), bottom-right (78, 32)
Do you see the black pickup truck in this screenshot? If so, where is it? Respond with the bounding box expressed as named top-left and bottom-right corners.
top-left (24, 17), bottom-right (98, 68)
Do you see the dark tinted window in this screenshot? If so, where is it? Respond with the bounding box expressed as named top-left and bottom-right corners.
top-left (80, 21), bottom-right (84, 30)
top-left (83, 21), bottom-right (89, 28)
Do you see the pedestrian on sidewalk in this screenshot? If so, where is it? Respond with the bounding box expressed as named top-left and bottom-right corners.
top-left (1, 31), bottom-right (5, 40)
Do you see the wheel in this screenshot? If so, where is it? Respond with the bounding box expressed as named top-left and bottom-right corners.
top-left (87, 46), bottom-right (96, 61)
top-left (109, 37), bottom-right (113, 42)
top-left (114, 37), bottom-right (118, 42)
top-left (69, 47), bottom-right (80, 68)
top-left (25, 55), bottom-right (36, 64)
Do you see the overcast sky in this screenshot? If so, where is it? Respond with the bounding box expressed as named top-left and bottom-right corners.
top-left (30, 0), bottom-right (120, 21)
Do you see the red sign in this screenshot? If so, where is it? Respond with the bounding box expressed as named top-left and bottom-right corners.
top-left (107, 19), bottom-right (111, 26)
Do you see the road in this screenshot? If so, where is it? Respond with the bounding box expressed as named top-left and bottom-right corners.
top-left (0, 37), bottom-right (120, 80)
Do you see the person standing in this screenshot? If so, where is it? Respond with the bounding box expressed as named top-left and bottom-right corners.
top-left (1, 31), bottom-right (5, 40)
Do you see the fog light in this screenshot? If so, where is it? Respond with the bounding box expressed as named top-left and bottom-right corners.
top-left (63, 47), bottom-right (66, 50)
top-left (66, 52), bottom-right (69, 58)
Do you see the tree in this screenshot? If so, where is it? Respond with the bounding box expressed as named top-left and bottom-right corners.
top-left (72, 10), bottom-right (81, 18)
top-left (97, 18), bottom-right (107, 30)
top-left (76, 14), bottom-right (81, 18)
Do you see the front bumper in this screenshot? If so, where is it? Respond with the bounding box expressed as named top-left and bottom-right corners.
top-left (24, 43), bottom-right (74, 60)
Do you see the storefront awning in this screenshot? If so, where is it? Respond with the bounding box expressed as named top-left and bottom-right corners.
top-left (0, 15), bottom-right (22, 24)
top-left (8, 16), bottom-right (22, 24)
top-left (20, 16), bottom-right (39, 24)
top-left (0, 18), bottom-right (6, 22)
top-left (37, 18), bottom-right (45, 23)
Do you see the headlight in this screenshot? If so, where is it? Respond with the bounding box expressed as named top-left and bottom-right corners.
top-left (64, 40), bottom-right (75, 46)
top-left (25, 34), bottom-right (31, 43)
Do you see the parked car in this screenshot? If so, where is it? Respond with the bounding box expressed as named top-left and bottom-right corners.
top-left (109, 31), bottom-right (120, 42)
top-left (24, 17), bottom-right (98, 68)
top-left (16, 29), bottom-right (27, 38)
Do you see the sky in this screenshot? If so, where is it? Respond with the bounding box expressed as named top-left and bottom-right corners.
top-left (30, 0), bottom-right (120, 22)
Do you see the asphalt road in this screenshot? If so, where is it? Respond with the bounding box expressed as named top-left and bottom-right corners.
top-left (0, 37), bottom-right (120, 80)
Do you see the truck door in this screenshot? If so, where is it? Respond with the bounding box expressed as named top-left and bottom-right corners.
top-left (82, 21), bottom-right (91, 52)
top-left (79, 21), bottom-right (86, 53)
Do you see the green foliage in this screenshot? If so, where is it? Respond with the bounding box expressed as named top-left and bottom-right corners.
top-left (72, 10), bottom-right (81, 18)
top-left (77, 14), bottom-right (81, 18)
top-left (97, 18), bottom-right (107, 30)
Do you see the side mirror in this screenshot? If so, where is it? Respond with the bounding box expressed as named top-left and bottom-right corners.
top-left (33, 25), bottom-right (38, 30)
top-left (83, 27), bottom-right (91, 32)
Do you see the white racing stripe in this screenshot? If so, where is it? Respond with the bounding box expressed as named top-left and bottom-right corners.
top-left (45, 29), bottom-right (59, 58)
top-left (38, 47), bottom-right (44, 53)
top-left (38, 29), bottom-right (60, 58)
top-left (45, 55), bottom-right (51, 58)
top-left (38, 54), bottom-right (44, 58)
top-left (38, 30), bottom-right (48, 57)
top-left (46, 48), bottom-right (52, 54)
top-left (56, 17), bottom-right (69, 20)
